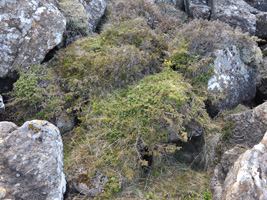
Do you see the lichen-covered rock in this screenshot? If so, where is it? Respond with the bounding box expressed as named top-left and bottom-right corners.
top-left (56, 112), bottom-right (75, 134)
top-left (184, 0), bottom-right (211, 19)
top-left (244, 0), bottom-right (267, 12)
top-left (229, 102), bottom-right (267, 148)
top-left (0, 95), bottom-right (4, 114)
top-left (221, 131), bottom-right (267, 200)
top-left (0, 120), bottom-right (66, 200)
top-left (0, 0), bottom-right (66, 78)
top-left (210, 145), bottom-right (248, 200)
top-left (257, 58), bottom-right (267, 101)
top-left (206, 45), bottom-right (258, 116)
top-left (73, 172), bottom-right (108, 197)
top-left (213, 0), bottom-right (267, 39)
top-left (0, 121), bottom-right (17, 141)
top-left (57, 0), bottom-right (106, 45)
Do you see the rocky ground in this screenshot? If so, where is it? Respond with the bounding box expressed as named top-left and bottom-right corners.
top-left (1, 0), bottom-right (267, 199)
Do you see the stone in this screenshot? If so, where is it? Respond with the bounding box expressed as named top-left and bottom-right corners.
top-left (206, 45), bottom-right (258, 116)
top-left (229, 102), bottom-right (267, 148)
top-left (0, 187), bottom-right (6, 199)
top-left (0, 120), bottom-right (66, 200)
top-left (153, 0), bottom-right (185, 10)
top-left (56, 112), bottom-right (75, 134)
top-left (0, 95), bottom-right (4, 114)
top-left (257, 58), bottom-right (267, 101)
top-left (221, 131), bottom-right (267, 200)
top-left (0, 121), bottom-right (17, 141)
top-left (0, 0), bottom-right (66, 78)
top-left (212, 0), bottom-right (267, 39)
top-left (184, 0), bottom-right (211, 19)
top-left (210, 146), bottom-right (247, 200)
top-left (58, 0), bottom-right (106, 46)
top-left (244, 0), bottom-right (267, 12)
top-left (73, 172), bottom-right (108, 197)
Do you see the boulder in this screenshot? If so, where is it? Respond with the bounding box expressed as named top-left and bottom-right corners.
top-left (184, 0), bottom-right (211, 19)
top-left (206, 45), bottom-right (258, 116)
top-left (0, 120), bottom-right (66, 200)
top-left (229, 102), bottom-right (267, 148)
top-left (153, 0), bottom-right (185, 10)
top-left (212, 0), bottom-right (267, 39)
top-left (73, 172), bottom-right (108, 197)
top-left (56, 112), bottom-right (75, 134)
top-left (0, 95), bottom-right (4, 114)
top-left (244, 0), bottom-right (267, 11)
top-left (0, 0), bottom-right (66, 78)
top-left (221, 131), bottom-right (267, 200)
top-left (257, 57), bottom-right (267, 102)
top-left (210, 146), bottom-right (247, 200)
top-left (57, 0), bottom-right (106, 46)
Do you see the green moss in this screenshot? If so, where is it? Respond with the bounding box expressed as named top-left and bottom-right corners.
top-left (10, 65), bottom-right (64, 124)
top-left (64, 68), bottom-right (217, 197)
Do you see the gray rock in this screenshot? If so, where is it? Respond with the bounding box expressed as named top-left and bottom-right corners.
top-left (0, 187), bottom-right (6, 199)
top-left (154, 0), bottom-right (185, 10)
top-left (73, 172), bottom-right (108, 197)
top-left (212, 0), bottom-right (267, 39)
top-left (206, 45), bottom-right (258, 116)
top-left (0, 121), bottom-right (17, 141)
top-left (184, 0), bottom-right (211, 19)
top-left (0, 95), bottom-right (4, 114)
top-left (58, 0), bottom-right (106, 46)
top-left (56, 112), bottom-right (75, 134)
top-left (210, 146), bottom-right (247, 200)
top-left (0, 0), bottom-right (66, 78)
top-left (221, 131), bottom-right (267, 200)
top-left (257, 58), bottom-right (267, 101)
top-left (0, 120), bottom-right (66, 200)
top-left (229, 102), bottom-right (267, 148)
top-left (244, 0), bottom-right (267, 11)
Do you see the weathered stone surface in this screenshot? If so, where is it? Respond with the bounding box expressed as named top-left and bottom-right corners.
top-left (0, 187), bottom-right (6, 199)
top-left (206, 45), bottom-right (258, 116)
top-left (257, 57), bottom-right (267, 101)
top-left (0, 120), bottom-right (66, 200)
top-left (244, 0), bottom-right (267, 11)
top-left (229, 102), bottom-right (267, 148)
top-left (58, 0), bottom-right (106, 46)
top-left (73, 172), bottom-right (108, 197)
top-left (0, 121), bottom-right (17, 140)
top-left (157, 2), bottom-right (188, 23)
top-left (221, 131), bottom-right (267, 200)
top-left (210, 145), bottom-right (247, 200)
top-left (212, 0), bottom-right (267, 39)
top-left (56, 112), bottom-right (75, 134)
top-left (154, 0), bottom-right (184, 10)
top-left (184, 0), bottom-right (211, 19)
top-left (78, 0), bottom-right (106, 33)
top-left (0, 0), bottom-right (66, 78)
top-left (0, 95), bottom-right (4, 114)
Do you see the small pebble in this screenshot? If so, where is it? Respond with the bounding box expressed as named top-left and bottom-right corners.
top-left (0, 187), bottom-right (6, 199)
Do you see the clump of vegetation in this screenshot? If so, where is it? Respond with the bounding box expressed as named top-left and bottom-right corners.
top-left (105, 0), bottom-right (183, 34)
top-left (9, 65), bottom-right (64, 124)
top-left (51, 18), bottom-right (167, 111)
top-left (169, 20), bottom-right (262, 68)
top-left (64, 68), bottom-right (217, 198)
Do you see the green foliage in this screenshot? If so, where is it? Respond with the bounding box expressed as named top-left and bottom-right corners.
top-left (11, 65), bottom-right (64, 124)
top-left (222, 121), bottom-right (234, 140)
top-left (64, 68), bottom-right (217, 198)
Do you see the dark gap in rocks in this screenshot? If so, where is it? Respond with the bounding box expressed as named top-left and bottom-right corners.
top-left (205, 99), bottom-right (218, 118)
top-left (243, 88), bottom-right (266, 109)
top-left (0, 76), bottom-right (18, 94)
top-left (257, 40), bottom-right (267, 48)
top-left (95, 8), bottom-right (109, 34)
top-left (174, 134), bottom-right (206, 170)
top-left (41, 46), bottom-right (59, 64)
